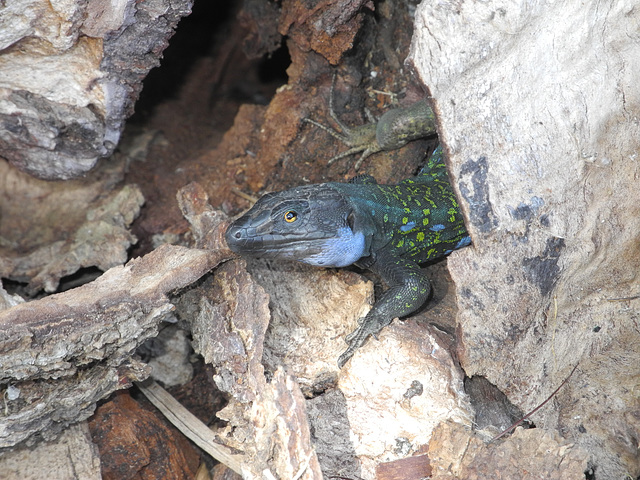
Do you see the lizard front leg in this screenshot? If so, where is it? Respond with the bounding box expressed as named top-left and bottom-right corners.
top-left (337, 250), bottom-right (432, 367)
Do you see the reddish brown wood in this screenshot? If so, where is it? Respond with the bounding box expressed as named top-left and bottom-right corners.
top-left (376, 454), bottom-right (432, 480)
top-left (89, 392), bottom-right (200, 480)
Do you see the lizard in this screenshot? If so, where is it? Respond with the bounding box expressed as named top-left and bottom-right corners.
top-left (225, 85), bottom-right (471, 367)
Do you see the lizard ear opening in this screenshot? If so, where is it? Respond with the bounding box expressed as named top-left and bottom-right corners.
top-left (347, 211), bottom-right (356, 232)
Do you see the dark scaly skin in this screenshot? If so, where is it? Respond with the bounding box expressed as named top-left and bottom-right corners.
top-left (329, 148), bottom-right (469, 365)
top-left (226, 98), bottom-right (470, 367)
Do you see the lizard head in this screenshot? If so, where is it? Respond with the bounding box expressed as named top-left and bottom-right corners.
top-left (225, 184), bottom-right (366, 267)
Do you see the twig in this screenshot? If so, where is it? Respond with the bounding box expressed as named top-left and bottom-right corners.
top-left (607, 295), bottom-right (640, 302)
top-left (136, 379), bottom-right (244, 475)
top-left (231, 187), bottom-right (259, 205)
top-left (490, 363), bottom-right (579, 442)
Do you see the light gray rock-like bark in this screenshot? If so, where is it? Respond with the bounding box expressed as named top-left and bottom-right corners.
top-left (0, 158), bottom-right (144, 293)
top-left (0, 423), bottom-right (101, 480)
top-left (0, 0), bottom-right (192, 179)
top-left (410, 1), bottom-right (640, 477)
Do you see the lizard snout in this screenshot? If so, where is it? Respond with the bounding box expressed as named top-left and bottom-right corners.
top-left (224, 223), bottom-right (248, 252)
top-left (225, 209), bottom-right (272, 252)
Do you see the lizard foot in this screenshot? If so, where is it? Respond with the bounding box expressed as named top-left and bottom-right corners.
top-left (304, 74), bottom-right (437, 171)
top-left (302, 75), bottom-right (381, 170)
top-left (337, 315), bottom-right (393, 368)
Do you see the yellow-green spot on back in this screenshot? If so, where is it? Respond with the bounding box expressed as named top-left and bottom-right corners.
top-left (417, 232), bottom-right (425, 242)
top-left (422, 217), bottom-right (429, 226)
top-left (402, 217), bottom-right (408, 224)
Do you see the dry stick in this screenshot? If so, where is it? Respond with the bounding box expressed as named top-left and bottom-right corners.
top-left (231, 187), bottom-right (259, 205)
top-left (136, 379), bottom-right (244, 475)
top-left (607, 295), bottom-right (640, 302)
top-left (490, 363), bottom-right (579, 443)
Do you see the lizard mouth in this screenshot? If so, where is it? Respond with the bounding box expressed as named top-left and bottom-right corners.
top-left (225, 225), bottom-right (327, 258)
top-left (225, 222), bottom-right (365, 268)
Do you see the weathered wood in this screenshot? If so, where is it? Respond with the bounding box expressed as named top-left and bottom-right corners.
top-left (376, 454), bottom-right (431, 480)
top-left (426, 422), bottom-right (588, 480)
top-left (88, 391), bottom-right (200, 480)
top-left (0, 159), bottom-right (144, 294)
top-left (182, 257), bottom-right (324, 479)
top-left (0, 0), bottom-right (193, 179)
top-left (0, 243), bottom-right (230, 448)
top-left (279, 0), bottom-right (370, 65)
top-left (410, 1), bottom-right (640, 477)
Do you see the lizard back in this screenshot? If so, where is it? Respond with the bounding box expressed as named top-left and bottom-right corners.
top-left (330, 147), bottom-right (470, 263)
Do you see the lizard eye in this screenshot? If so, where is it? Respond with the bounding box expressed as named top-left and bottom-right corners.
top-left (284, 210), bottom-right (298, 223)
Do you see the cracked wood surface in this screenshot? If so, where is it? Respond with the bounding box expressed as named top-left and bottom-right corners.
top-left (0, 242), bottom-right (231, 448)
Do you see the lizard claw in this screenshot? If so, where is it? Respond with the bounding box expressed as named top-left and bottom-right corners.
top-left (338, 315), bottom-right (391, 367)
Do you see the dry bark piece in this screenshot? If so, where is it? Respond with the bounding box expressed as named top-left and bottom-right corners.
top-left (181, 258), bottom-right (323, 479)
top-left (409, 1), bottom-right (640, 477)
top-left (0, 283), bottom-right (24, 310)
top-left (0, 243), bottom-right (230, 448)
top-left (376, 454), bottom-right (431, 480)
top-left (176, 182), bottom-right (234, 253)
top-left (0, 156), bottom-right (143, 294)
top-left (246, 258), bottom-right (372, 394)
top-left (211, 464), bottom-right (243, 480)
top-left (0, 360), bottom-right (148, 448)
top-left (279, 0), bottom-right (371, 65)
top-left (0, 0), bottom-right (193, 179)
top-left (426, 422), bottom-right (589, 480)
top-left (216, 367), bottom-right (324, 480)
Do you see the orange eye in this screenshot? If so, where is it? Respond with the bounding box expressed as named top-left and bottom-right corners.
top-left (284, 211), bottom-right (297, 223)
